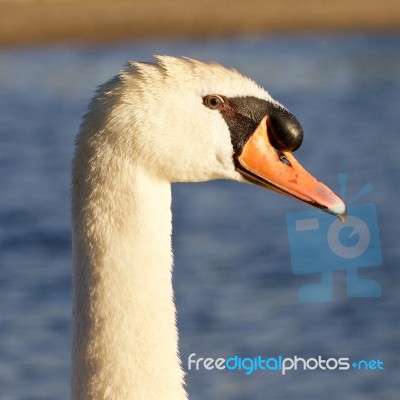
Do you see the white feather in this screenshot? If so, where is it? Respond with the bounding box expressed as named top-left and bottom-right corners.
top-left (71, 56), bottom-right (276, 399)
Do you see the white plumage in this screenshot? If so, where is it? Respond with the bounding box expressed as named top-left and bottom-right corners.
top-left (71, 56), bottom-right (345, 399)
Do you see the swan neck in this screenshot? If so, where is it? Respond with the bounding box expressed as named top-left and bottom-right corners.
top-left (72, 155), bottom-right (186, 399)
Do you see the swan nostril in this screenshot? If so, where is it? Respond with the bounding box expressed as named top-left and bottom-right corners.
top-left (279, 154), bottom-right (291, 166)
top-left (267, 110), bottom-right (304, 152)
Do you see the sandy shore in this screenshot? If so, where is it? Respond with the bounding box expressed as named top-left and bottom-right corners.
top-left (0, 0), bottom-right (399, 46)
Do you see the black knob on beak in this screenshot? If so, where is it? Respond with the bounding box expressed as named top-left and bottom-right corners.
top-left (267, 108), bottom-right (304, 152)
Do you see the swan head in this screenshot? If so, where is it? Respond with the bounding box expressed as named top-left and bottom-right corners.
top-left (83, 56), bottom-right (346, 219)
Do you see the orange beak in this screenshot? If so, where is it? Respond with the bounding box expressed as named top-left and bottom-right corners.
top-left (235, 116), bottom-right (346, 221)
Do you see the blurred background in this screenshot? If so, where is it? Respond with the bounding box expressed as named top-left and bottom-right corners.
top-left (0, 1), bottom-right (399, 399)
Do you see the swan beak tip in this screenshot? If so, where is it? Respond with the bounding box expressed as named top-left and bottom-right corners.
top-left (332, 203), bottom-right (347, 222)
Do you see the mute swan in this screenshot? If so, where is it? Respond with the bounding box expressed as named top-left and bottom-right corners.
top-left (71, 56), bottom-right (346, 400)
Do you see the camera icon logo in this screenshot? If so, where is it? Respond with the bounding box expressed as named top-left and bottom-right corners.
top-left (286, 174), bottom-right (382, 302)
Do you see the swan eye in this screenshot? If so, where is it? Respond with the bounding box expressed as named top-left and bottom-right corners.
top-left (203, 95), bottom-right (225, 110)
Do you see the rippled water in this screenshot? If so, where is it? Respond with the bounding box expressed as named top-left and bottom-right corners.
top-left (0, 33), bottom-right (399, 400)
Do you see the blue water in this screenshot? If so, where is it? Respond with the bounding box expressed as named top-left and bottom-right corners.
top-left (1, 33), bottom-right (399, 399)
